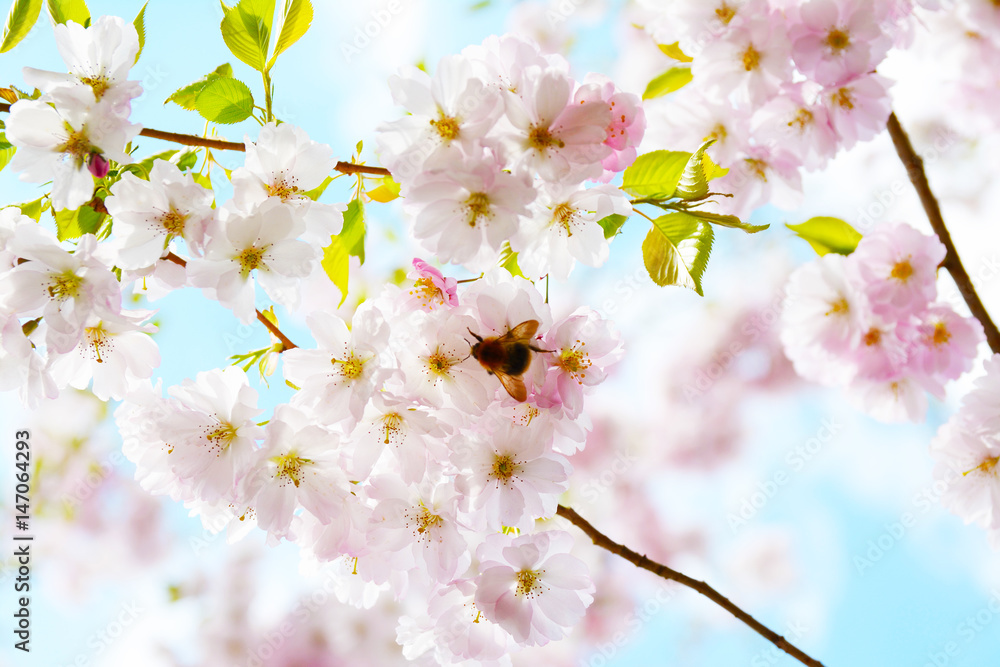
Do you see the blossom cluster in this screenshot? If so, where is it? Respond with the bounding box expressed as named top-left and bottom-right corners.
top-left (931, 355), bottom-right (1000, 548)
top-left (638, 0), bottom-right (933, 217)
top-left (117, 265), bottom-right (622, 661)
top-left (780, 223), bottom-right (983, 422)
top-left (7, 15), bottom-right (143, 210)
top-left (376, 35), bottom-right (644, 280)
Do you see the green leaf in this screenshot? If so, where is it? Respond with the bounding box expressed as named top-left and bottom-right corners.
top-left (54, 204), bottom-right (103, 241)
top-left (685, 209), bottom-right (768, 234)
top-left (367, 175), bottom-right (400, 203)
top-left (45, 0), bottom-right (88, 25)
top-left (642, 67), bottom-right (692, 100)
top-left (302, 175), bottom-right (333, 201)
top-left (320, 199), bottom-right (364, 307)
top-left (1, 0), bottom-right (42, 53)
top-left (195, 77), bottom-right (254, 124)
top-left (13, 196), bottom-right (46, 220)
top-left (642, 212), bottom-right (714, 295)
top-left (786, 216), bottom-right (862, 256)
top-left (0, 131), bottom-right (15, 171)
top-left (675, 140), bottom-right (728, 201)
top-left (597, 213), bottom-right (627, 239)
top-left (176, 149), bottom-right (199, 171)
top-left (220, 0), bottom-right (275, 72)
top-left (658, 41), bottom-right (692, 63)
top-left (134, 149), bottom-right (178, 178)
top-left (498, 242), bottom-right (523, 278)
top-left (132, 1), bottom-right (147, 63)
top-left (191, 172), bottom-right (212, 191)
top-left (165, 63), bottom-right (233, 110)
top-left (622, 150), bottom-right (689, 199)
top-left (267, 0), bottom-right (311, 69)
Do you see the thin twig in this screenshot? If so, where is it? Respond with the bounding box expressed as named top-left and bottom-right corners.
top-left (886, 112), bottom-right (1000, 354)
top-left (0, 103), bottom-right (391, 178)
top-left (556, 505), bottom-right (826, 667)
top-left (164, 252), bottom-right (297, 351)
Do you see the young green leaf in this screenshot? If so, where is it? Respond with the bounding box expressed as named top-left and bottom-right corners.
top-left (54, 204), bottom-right (103, 241)
top-left (674, 139), bottom-right (728, 201)
top-left (786, 216), bottom-right (862, 256)
top-left (597, 213), bottom-right (627, 239)
top-left (165, 63), bottom-right (234, 110)
top-left (321, 199), bottom-right (365, 306)
top-left (220, 0), bottom-right (276, 72)
top-left (658, 41), bottom-right (692, 63)
top-left (0, 132), bottom-right (15, 171)
top-left (367, 175), bottom-right (400, 203)
top-left (684, 209), bottom-right (768, 234)
top-left (498, 242), bottom-right (523, 278)
top-left (642, 67), bottom-right (692, 100)
top-left (302, 175), bottom-right (333, 201)
top-left (13, 196), bottom-right (46, 220)
top-left (622, 150), bottom-right (690, 199)
top-left (195, 77), bottom-right (255, 124)
top-left (268, 0), bottom-right (311, 69)
top-left (46, 0), bottom-right (88, 26)
top-left (642, 212), bottom-right (714, 295)
top-left (132, 149), bottom-right (178, 178)
top-left (1, 0), bottom-right (43, 53)
top-left (132, 1), bottom-right (147, 63)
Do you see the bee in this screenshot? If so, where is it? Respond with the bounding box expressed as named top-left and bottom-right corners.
top-left (468, 320), bottom-right (550, 402)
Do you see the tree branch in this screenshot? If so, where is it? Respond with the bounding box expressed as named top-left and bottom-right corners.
top-left (0, 103), bottom-right (392, 178)
top-left (556, 505), bottom-right (826, 667)
top-left (164, 252), bottom-right (298, 351)
top-left (886, 112), bottom-right (1000, 354)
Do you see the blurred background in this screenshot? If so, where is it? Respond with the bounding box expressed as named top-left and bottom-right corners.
top-left (2, 0), bottom-right (1000, 665)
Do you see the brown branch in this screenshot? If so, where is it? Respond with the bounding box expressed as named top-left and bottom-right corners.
top-left (164, 252), bottom-right (297, 351)
top-left (0, 103), bottom-right (391, 178)
top-left (556, 505), bottom-right (826, 667)
top-left (886, 112), bottom-right (1000, 354)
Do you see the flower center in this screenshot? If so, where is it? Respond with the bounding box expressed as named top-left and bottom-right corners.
top-left (160, 207), bottom-right (188, 236)
top-left (557, 343), bottom-right (592, 384)
top-left (426, 349), bottom-right (454, 376)
top-left (963, 456), bottom-right (999, 478)
top-left (527, 124), bottom-right (565, 152)
top-left (932, 321), bottom-right (951, 346)
top-left (85, 324), bottom-right (111, 363)
top-left (825, 28), bottom-right (851, 53)
top-left (380, 412), bottom-right (404, 445)
top-left (430, 113), bottom-right (461, 143)
top-left (272, 451), bottom-right (311, 487)
top-left (826, 298), bottom-right (849, 317)
top-left (790, 108), bottom-right (814, 130)
top-left (832, 87), bottom-right (855, 110)
top-left (551, 202), bottom-right (577, 237)
top-left (715, 2), bottom-right (736, 24)
top-left (57, 126), bottom-right (93, 165)
top-left (491, 453), bottom-right (518, 484)
top-left (741, 44), bottom-right (761, 71)
top-left (708, 123), bottom-right (728, 144)
top-left (47, 272), bottom-right (84, 300)
top-left (410, 502), bottom-right (443, 537)
top-left (465, 192), bottom-right (492, 227)
top-left (333, 352), bottom-right (365, 380)
top-left (267, 177), bottom-right (301, 201)
top-left (79, 75), bottom-right (111, 100)
top-left (891, 260), bottom-right (914, 282)
top-left (409, 276), bottom-right (445, 308)
top-left (863, 328), bottom-right (881, 347)
top-left (202, 422), bottom-right (239, 456)
top-left (237, 246), bottom-right (267, 277)
top-left (745, 157), bottom-right (768, 182)
top-left (515, 569), bottom-right (544, 598)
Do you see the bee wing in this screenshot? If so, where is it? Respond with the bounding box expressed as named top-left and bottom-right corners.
top-left (505, 319), bottom-right (539, 341)
top-left (494, 369), bottom-right (527, 402)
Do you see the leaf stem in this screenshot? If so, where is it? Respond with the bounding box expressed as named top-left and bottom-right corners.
top-left (886, 112), bottom-right (1000, 353)
top-left (556, 505), bottom-right (826, 667)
